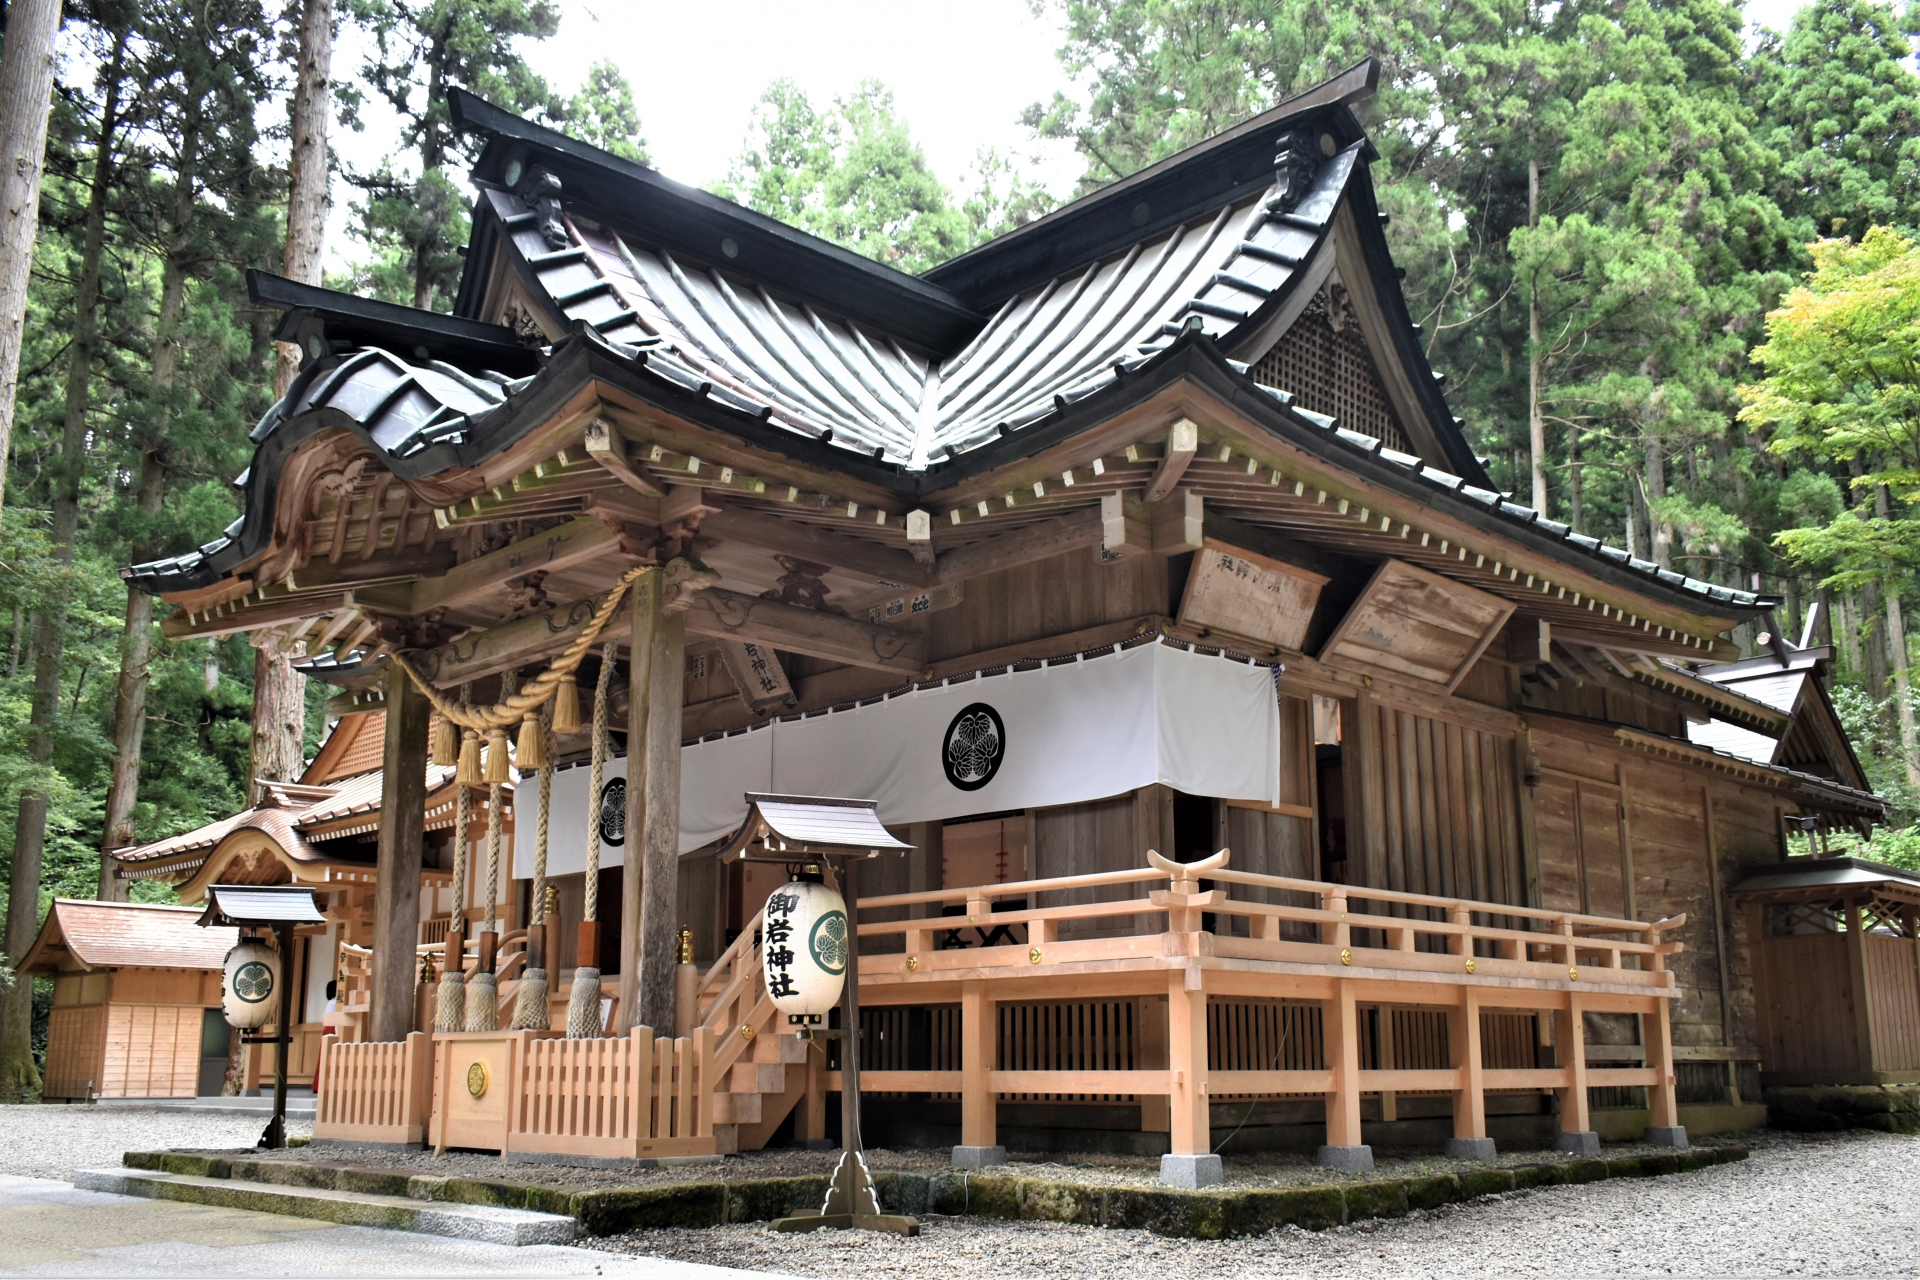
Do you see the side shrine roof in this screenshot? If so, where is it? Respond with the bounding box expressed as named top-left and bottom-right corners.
top-left (19, 900), bottom-right (239, 974)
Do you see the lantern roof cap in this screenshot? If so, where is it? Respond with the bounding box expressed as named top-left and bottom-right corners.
top-left (197, 884), bottom-right (328, 928)
top-left (719, 794), bottom-right (912, 863)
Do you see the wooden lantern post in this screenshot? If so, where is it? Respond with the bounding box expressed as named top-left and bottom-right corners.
top-left (718, 794), bottom-right (918, 1237)
top-left (197, 885), bottom-right (328, 1149)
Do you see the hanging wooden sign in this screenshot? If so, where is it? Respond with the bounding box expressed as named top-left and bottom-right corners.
top-left (718, 639), bottom-right (795, 712)
top-left (1317, 557), bottom-right (1514, 691)
top-left (1177, 538), bottom-right (1329, 651)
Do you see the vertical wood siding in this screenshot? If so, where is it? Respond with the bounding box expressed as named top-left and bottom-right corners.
top-left (1865, 932), bottom-right (1920, 1071)
top-left (43, 1005), bottom-right (107, 1099)
top-left (1356, 699), bottom-right (1524, 912)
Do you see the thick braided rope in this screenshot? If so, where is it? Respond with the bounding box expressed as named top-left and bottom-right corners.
top-left (583, 646), bottom-right (614, 923)
top-left (445, 683), bottom-right (472, 912)
top-left (393, 564), bottom-right (648, 731)
top-left (484, 781), bottom-right (503, 937)
top-left (566, 650), bottom-right (614, 1040)
top-left (511, 711), bottom-right (553, 1034)
top-left (465, 779), bottom-right (506, 1033)
top-left (532, 701), bottom-right (553, 923)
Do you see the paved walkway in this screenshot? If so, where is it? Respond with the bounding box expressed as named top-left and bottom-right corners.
top-left (0, 1177), bottom-right (787, 1278)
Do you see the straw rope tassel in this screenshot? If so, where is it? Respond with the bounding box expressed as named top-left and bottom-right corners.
top-left (567, 648), bottom-right (615, 1039)
top-left (511, 702), bottom-right (554, 1030)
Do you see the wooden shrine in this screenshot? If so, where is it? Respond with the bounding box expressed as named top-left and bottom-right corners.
top-left (108, 58), bottom-right (1899, 1182)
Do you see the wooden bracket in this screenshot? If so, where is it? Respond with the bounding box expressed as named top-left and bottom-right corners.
top-left (1144, 418), bottom-right (1199, 503)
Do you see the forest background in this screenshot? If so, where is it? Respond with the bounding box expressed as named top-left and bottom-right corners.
top-left (4, 0), bottom-right (1920, 1060)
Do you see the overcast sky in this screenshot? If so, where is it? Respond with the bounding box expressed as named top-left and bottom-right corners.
top-left (325, 0), bottom-right (1816, 273)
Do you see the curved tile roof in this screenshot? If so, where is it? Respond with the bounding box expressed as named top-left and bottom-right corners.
top-left (22, 900), bottom-right (239, 973)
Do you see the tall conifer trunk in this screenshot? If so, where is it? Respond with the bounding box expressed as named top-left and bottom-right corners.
top-left (0, 0), bottom-right (61, 515)
top-left (274, 0), bottom-right (331, 399)
top-left (1, 22), bottom-right (129, 1092)
top-left (1527, 158), bottom-right (1548, 514)
top-left (98, 103), bottom-right (202, 897)
top-left (254, 0), bottom-right (333, 792)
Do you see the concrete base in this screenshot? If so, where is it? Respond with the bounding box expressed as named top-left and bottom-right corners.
top-left (72, 1169), bottom-right (576, 1246)
top-left (1555, 1130), bottom-right (1602, 1155)
top-left (1643, 1125), bottom-right (1688, 1149)
top-left (951, 1145), bottom-right (1007, 1168)
top-left (1159, 1154), bottom-right (1224, 1189)
top-left (1315, 1144), bottom-right (1374, 1173)
top-left (1443, 1137), bottom-right (1497, 1160)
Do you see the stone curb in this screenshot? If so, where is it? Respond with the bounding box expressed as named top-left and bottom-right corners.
top-left (120, 1145), bottom-right (1748, 1240)
top-left (75, 1167), bottom-right (577, 1246)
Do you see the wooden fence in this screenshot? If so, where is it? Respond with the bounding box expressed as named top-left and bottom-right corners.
top-left (509, 1026), bottom-right (715, 1160)
top-left (313, 1031), bottom-right (433, 1145)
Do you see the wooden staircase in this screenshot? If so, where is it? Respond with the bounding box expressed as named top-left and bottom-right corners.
top-left (695, 914), bottom-right (816, 1154)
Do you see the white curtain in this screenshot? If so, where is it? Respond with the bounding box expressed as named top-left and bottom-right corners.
top-left (518, 640), bottom-right (1279, 873)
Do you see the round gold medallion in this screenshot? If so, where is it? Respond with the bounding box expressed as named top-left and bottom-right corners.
top-left (1028, 946), bottom-right (1043, 964)
top-left (465, 1061), bottom-right (488, 1098)
top-left (1339, 947), bottom-right (1352, 966)
top-left (1569, 966), bottom-right (1579, 981)
top-left (740, 1023), bottom-right (755, 1040)
top-left (905, 955), bottom-right (920, 971)
top-left (1465, 957), bottom-right (1476, 974)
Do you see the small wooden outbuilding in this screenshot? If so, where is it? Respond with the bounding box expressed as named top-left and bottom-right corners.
top-left (19, 900), bottom-right (239, 1099)
top-left (1731, 858), bottom-right (1920, 1087)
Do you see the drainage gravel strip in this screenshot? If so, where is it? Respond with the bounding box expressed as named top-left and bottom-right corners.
top-left (121, 1145), bottom-right (1747, 1240)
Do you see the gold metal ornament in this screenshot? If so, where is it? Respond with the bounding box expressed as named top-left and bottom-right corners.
top-left (1028, 947), bottom-right (1043, 964)
top-left (740, 1023), bottom-right (756, 1040)
top-left (905, 956), bottom-right (920, 971)
top-left (1340, 948), bottom-right (1352, 966)
top-left (465, 1061), bottom-right (489, 1098)
top-left (1569, 966), bottom-right (1579, 981)
top-left (1465, 957), bottom-right (1476, 974)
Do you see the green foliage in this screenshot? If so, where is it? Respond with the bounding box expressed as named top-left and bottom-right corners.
top-left (1754, 0), bottom-right (1920, 238)
top-left (555, 60), bottom-right (649, 165)
top-left (342, 0), bottom-right (561, 309)
top-left (717, 79), bottom-right (1053, 273)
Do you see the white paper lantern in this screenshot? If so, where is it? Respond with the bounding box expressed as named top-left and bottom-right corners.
top-left (222, 941), bottom-right (281, 1030)
top-left (762, 878), bottom-right (848, 1018)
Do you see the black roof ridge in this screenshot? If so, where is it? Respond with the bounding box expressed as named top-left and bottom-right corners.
top-left (447, 88), bottom-right (984, 352)
top-left (922, 59), bottom-right (1381, 307)
top-left (249, 270), bottom-right (541, 375)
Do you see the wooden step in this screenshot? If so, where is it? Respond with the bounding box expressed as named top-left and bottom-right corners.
top-left (751, 1031), bottom-right (811, 1065)
top-left (730, 1061), bottom-right (787, 1095)
top-left (713, 1090), bottom-right (762, 1125)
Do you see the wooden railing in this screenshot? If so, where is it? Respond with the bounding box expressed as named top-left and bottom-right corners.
top-left (510, 1026), bottom-right (715, 1159)
top-left (839, 848), bottom-right (1687, 1162)
top-left (313, 1031), bottom-right (433, 1145)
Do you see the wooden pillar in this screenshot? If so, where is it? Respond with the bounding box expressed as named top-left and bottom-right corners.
top-left (620, 569), bottom-right (687, 1034)
top-left (369, 658), bottom-right (430, 1042)
top-left (959, 979), bottom-right (995, 1149)
top-left (1324, 978), bottom-right (1363, 1147)
top-left (1646, 993), bottom-right (1679, 1127)
top-left (1553, 993), bottom-right (1591, 1133)
top-left (1450, 988), bottom-right (1487, 1140)
top-left (1167, 969), bottom-right (1210, 1156)
top-left (1844, 899), bottom-right (1878, 1074)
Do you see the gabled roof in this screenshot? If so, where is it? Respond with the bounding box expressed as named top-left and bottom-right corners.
top-left (1683, 647), bottom-right (1869, 791)
top-left (120, 66), bottom-right (1779, 645)
top-left (20, 900), bottom-right (238, 974)
top-left (112, 763), bottom-right (465, 866)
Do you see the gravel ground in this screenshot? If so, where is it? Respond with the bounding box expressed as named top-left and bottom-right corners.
top-left (177, 1134), bottom-right (1738, 1195)
top-left (0, 1105), bottom-right (311, 1183)
top-left (583, 1131), bottom-right (1920, 1279)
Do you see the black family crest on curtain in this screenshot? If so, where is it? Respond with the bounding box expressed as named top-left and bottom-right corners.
top-left (943, 703), bottom-right (1006, 791)
top-left (598, 776), bottom-right (627, 845)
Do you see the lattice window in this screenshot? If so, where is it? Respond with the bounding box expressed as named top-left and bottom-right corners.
top-left (1250, 286), bottom-right (1414, 454)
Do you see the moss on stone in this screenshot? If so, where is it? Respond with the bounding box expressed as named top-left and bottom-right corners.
top-left (1342, 1179), bottom-right (1410, 1222)
top-left (573, 1183), bottom-right (727, 1235)
top-left (1563, 1159), bottom-right (1609, 1184)
top-left (1405, 1174), bottom-right (1460, 1211)
top-left (1459, 1168), bottom-right (1516, 1199)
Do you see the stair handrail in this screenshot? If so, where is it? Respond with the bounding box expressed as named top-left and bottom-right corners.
top-left (696, 909), bottom-right (765, 1031)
